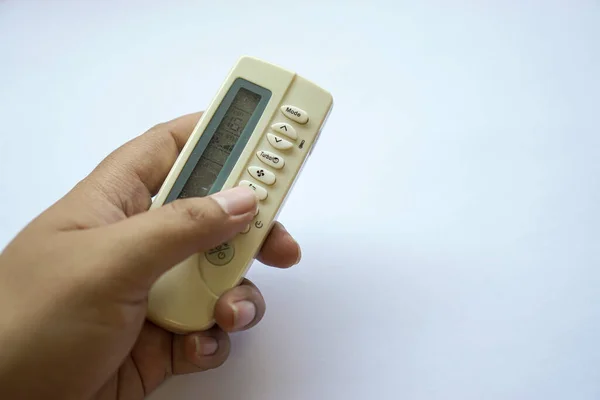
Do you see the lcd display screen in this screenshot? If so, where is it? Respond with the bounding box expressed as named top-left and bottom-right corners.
top-left (177, 87), bottom-right (262, 199)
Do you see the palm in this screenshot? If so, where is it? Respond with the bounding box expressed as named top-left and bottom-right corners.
top-left (95, 323), bottom-right (177, 399)
top-left (77, 179), bottom-right (199, 400)
top-left (59, 169), bottom-right (172, 398)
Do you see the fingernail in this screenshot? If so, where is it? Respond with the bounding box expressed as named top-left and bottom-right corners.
top-left (295, 244), bottom-right (302, 265)
top-left (232, 300), bottom-right (256, 330)
top-left (212, 187), bottom-right (257, 216)
top-left (285, 232), bottom-right (301, 265)
top-left (194, 336), bottom-right (218, 356)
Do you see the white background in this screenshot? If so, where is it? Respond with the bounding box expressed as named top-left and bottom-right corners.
top-left (1, 1), bottom-right (599, 399)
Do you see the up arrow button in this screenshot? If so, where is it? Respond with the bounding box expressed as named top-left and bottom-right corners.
top-left (271, 122), bottom-right (297, 140)
top-left (280, 105), bottom-right (309, 124)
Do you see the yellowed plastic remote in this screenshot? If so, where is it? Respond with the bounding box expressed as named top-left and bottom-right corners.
top-left (146, 56), bottom-right (333, 333)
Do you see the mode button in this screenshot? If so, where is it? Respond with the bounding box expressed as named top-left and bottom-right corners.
top-left (280, 105), bottom-right (308, 124)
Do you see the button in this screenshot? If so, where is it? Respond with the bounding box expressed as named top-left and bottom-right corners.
top-left (239, 179), bottom-right (267, 200)
top-left (248, 166), bottom-right (275, 185)
top-left (280, 105), bottom-right (308, 124)
top-left (205, 242), bottom-right (234, 266)
top-left (271, 122), bottom-right (297, 140)
top-left (256, 150), bottom-right (284, 169)
top-left (267, 133), bottom-right (293, 151)
top-left (241, 224), bottom-right (250, 234)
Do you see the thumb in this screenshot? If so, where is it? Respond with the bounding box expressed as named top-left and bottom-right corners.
top-left (97, 186), bottom-right (258, 284)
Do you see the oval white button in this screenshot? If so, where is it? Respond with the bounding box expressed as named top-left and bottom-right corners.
top-left (248, 166), bottom-right (276, 185)
top-left (238, 180), bottom-right (268, 200)
top-left (256, 150), bottom-right (284, 169)
top-left (271, 122), bottom-right (297, 140)
top-left (280, 105), bottom-right (308, 124)
top-left (267, 133), bottom-right (293, 150)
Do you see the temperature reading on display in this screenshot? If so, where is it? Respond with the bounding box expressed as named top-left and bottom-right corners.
top-left (178, 88), bottom-right (261, 198)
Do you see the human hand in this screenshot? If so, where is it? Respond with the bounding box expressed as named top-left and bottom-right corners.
top-left (0, 112), bottom-right (301, 400)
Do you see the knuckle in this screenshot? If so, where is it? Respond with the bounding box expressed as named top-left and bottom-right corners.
top-left (148, 121), bottom-right (168, 134)
top-left (169, 200), bottom-right (207, 223)
top-left (168, 198), bottom-right (221, 226)
top-left (184, 203), bottom-right (209, 223)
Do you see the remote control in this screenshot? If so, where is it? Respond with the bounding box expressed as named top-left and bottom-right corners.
top-left (147, 56), bottom-right (333, 333)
